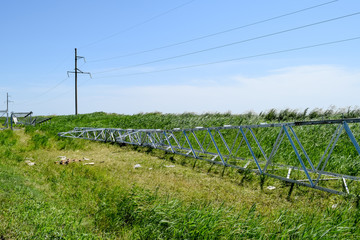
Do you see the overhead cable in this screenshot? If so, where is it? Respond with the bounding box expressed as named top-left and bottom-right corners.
top-left (92, 36), bottom-right (360, 79)
top-left (89, 0), bottom-right (338, 63)
top-left (23, 36), bottom-right (360, 109)
top-left (80, 0), bottom-right (196, 49)
top-left (93, 11), bottom-right (360, 74)
top-left (15, 77), bottom-right (70, 106)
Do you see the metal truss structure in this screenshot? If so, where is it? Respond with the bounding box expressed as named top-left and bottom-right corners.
top-left (58, 118), bottom-right (360, 195)
top-left (0, 111), bottom-right (7, 129)
top-left (11, 112), bottom-right (35, 127)
top-left (10, 112), bottom-right (52, 129)
top-left (0, 93), bottom-right (9, 129)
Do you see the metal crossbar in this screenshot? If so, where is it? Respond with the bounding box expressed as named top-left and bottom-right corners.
top-left (11, 112), bottom-right (34, 128)
top-left (58, 118), bottom-right (360, 195)
top-left (0, 111), bottom-right (7, 128)
top-left (10, 112), bottom-right (51, 129)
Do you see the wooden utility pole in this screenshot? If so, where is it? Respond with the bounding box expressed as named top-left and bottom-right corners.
top-left (67, 48), bottom-right (91, 115)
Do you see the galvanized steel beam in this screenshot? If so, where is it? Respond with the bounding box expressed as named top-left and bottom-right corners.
top-left (58, 118), bottom-right (360, 195)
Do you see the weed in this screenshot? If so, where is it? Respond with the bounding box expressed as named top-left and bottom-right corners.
top-left (29, 134), bottom-right (49, 150)
top-left (1, 110), bottom-right (360, 238)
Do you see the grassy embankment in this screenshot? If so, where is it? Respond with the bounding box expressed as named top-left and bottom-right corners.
top-left (1, 109), bottom-right (360, 239)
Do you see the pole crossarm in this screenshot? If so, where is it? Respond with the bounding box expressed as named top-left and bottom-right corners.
top-left (67, 48), bottom-right (91, 115)
top-left (58, 118), bottom-right (360, 195)
top-left (67, 69), bottom-right (92, 78)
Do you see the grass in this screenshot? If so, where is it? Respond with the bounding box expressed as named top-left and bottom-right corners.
top-left (1, 110), bottom-right (360, 239)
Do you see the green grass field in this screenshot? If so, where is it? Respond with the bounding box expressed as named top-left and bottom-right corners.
top-left (1, 110), bottom-right (360, 239)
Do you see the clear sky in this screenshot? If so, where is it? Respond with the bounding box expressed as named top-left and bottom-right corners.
top-left (1, 0), bottom-right (360, 116)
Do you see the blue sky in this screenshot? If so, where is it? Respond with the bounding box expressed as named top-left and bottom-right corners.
top-left (1, 0), bottom-right (360, 115)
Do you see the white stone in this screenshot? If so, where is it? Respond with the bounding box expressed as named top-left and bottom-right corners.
top-left (134, 164), bottom-right (142, 169)
top-left (165, 165), bottom-right (175, 168)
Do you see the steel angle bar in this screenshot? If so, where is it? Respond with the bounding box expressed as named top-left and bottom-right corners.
top-left (156, 133), bottom-right (166, 146)
top-left (107, 130), bottom-right (115, 142)
top-left (126, 131), bottom-right (134, 143)
top-left (163, 131), bottom-right (175, 153)
top-left (183, 131), bottom-right (197, 158)
top-left (97, 130), bottom-right (103, 140)
top-left (85, 131), bottom-right (90, 139)
top-left (294, 118), bottom-right (360, 126)
top-left (343, 122), bottom-right (360, 155)
top-left (146, 132), bottom-right (156, 147)
top-left (128, 131), bottom-right (136, 143)
top-left (152, 132), bottom-right (162, 144)
top-left (298, 177), bottom-right (340, 182)
top-left (217, 130), bottom-right (231, 153)
top-left (58, 118), bottom-right (360, 195)
top-left (97, 130), bottom-right (105, 140)
top-left (342, 177), bottom-right (350, 194)
top-left (168, 132), bottom-right (181, 148)
top-left (173, 131), bottom-right (186, 149)
top-left (268, 159), bottom-right (360, 181)
top-left (208, 129), bottom-right (226, 165)
top-left (265, 172), bottom-right (346, 195)
top-left (287, 168), bottom-right (292, 179)
top-left (155, 132), bottom-right (167, 146)
top-left (100, 130), bottom-right (106, 140)
top-left (288, 126), bottom-right (315, 171)
top-left (200, 130), bottom-right (209, 149)
top-left (203, 132), bottom-right (213, 153)
top-left (95, 130), bottom-right (103, 141)
top-left (315, 124), bottom-right (343, 185)
top-left (134, 131), bottom-right (144, 145)
top-left (316, 124), bottom-right (342, 170)
top-left (239, 127), bottom-right (263, 174)
top-left (225, 128), bottom-right (241, 162)
top-left (191, 131), bottom-right (205, 154)
top-left (249, 128), bottom-right (269, 163)
top-left (92, 130), bottom-right (99, 140)
top-left (133, 132), bottom-right (142, 145)
top-left (112, 130), bottom-right (121, 142)
top-left (264, 127), bottom-right (284, 172)
top-left (282, 126), bottom-right (314, 186)
top-left (233, 128), bottom-right (246, 158)
top-left (141, 132), bottom-right (148, 145)
top-left (113, 131), bottom-right (120, 142)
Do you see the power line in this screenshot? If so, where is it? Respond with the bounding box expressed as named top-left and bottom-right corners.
top-left (19, 1), bottom-right (341, 106)
top-left (17, 53), bottom-right (88, 107)
top-left (19, 36), bottom-right (360, 111)
top-left (15, 52), bottom-right (76, 104)
top-left (80, 0), bottom-right (196, 49)
top-left (19, 89), bottom-right (74, 111)
top-left (19, 61), bottom-right (88, 108)
top-left (89, 0), bottom-right (339, 63)
top-left (38, 77), bottom-right (70, 97)
top-left (93, 11), bottom-right (360, 74)
top-left (14, 77), bottom-right (70, 106)
top-left (91, 36), bottom-right (360, 79)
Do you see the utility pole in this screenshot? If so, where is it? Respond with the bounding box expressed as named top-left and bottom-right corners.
top-left (75, 48), bottom-right (78, 115)
top-left (6, 93), bottom-right (9, 128)
top-left (67, 48), bottom-right (91, 115)
top-left (1, 92), bottom-right (11, 128)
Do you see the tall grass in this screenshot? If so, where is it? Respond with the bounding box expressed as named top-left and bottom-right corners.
top-left (38, 109), bottom-right (360, 177)
top-left (1, 109), bottom-right (360, 238)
